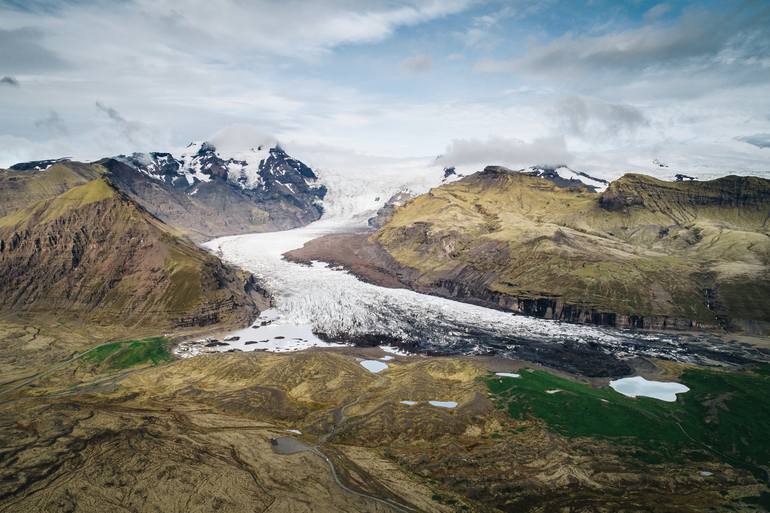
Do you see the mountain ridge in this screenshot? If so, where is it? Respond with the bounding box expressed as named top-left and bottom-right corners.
top-left (0, 176), bottom-right (268, 330)
top-left (5, 141), bottom-right (327, 241)
top-left (102, 141), bottom-right (326, 240)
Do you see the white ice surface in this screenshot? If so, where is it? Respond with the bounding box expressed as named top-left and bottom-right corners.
top-left (380, 345), bottom-right (411, 356)
top-left (175, 307), bottom-right (345, 356)
top-left (203, 216), bottom-right (653, 354)
top-left (429, 401), bottom-right (458, 408)
top-left (177, 154), bottom-right (677, 359)
top-left (360, 360), bottom-right (389, 373)
top-left (609, 376), bottom-right (689, 402)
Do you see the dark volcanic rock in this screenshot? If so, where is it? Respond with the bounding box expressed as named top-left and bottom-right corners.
top-left (367, 190), bottom-right (414, 229)
top-left (9, 158), bottom-right (70, 171)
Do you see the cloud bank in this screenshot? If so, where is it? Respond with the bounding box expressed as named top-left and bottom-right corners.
top-left (436, 136), bottom-right (572, 170)
top-left (736, 133), bottom-right (770, 149)
top-left (0, 0), bottom-right (767, 179)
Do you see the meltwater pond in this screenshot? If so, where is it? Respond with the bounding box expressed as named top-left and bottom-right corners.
top-left (182, 217), bottom-right (769, 377)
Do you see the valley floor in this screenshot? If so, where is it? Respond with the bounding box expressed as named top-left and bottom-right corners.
top-left (2, 219), bottom-right (770, 513)
top-left (2, 342), bottom-right (769, 513)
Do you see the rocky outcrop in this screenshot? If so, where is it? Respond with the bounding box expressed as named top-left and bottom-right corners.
top-left (7, 141), bottom-right (328, 242)
top-left (367, 190), bottom-right (414, 229)
top-left (416, 275), bottom-right (721, 331)
top-left (8, 158), bottom-right (70, 171)
top-left (599, 173), bottom-right (770, 218)
top-left (481, 164), bottom-right (609, 192)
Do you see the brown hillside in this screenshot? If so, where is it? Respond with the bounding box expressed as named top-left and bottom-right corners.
top-left (0, 178), bottom-right (267, 330)
top-left (369, 169), bottom-right (770, 333)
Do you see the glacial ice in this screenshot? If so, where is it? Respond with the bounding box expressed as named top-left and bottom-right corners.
top-left (187, 157), bottom-right (690, 362)
top-left (204, 220), bottom-right (673, 357)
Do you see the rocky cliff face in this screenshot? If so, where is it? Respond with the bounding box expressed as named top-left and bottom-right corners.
top-left (367, 190), bottom-right (414, 229)
top-left (367, 169), bottom-right (770, 334)
top-left (600, 173), bottom-right (770, 220)
top-left (0, 178), bottom-right (268, 329)
top-left (101, 142), bottom-right (326, 240)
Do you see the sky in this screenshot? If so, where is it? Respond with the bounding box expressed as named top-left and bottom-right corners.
top-left (1, 0), bottom-right (769, 179)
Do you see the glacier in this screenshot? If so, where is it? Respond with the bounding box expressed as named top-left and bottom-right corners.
top-left (174, 153), bottom-right (765, 375)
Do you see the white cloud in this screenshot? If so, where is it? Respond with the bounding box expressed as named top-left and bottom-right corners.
top-left (476, 5), bottom-right (770, 93)
top-left (0, 27), bottom-right (67, 72)
top-left (436, 135), bottom-right (572, 169)
top-left (457, 2), bottom-right (550, 49)
top-left (64, 0), bottom-right (476, 60)
top-left (644, 3), bottom-right (672, 22)
top-left (0, 0), bottom-right (768, 182)
top-left (555, 96), bottom-right (649, 138)
top-left (208, 125), bottom-right (278, 154)
top-left (0, 75), bottom-right (20, 87)
top-left (33, 110), bottom-right (67, 136)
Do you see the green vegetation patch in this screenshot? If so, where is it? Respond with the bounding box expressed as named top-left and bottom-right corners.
top-left (485, 365), bottom-right (770, 478)
top-left (82, 336), bottom-right (172, 369)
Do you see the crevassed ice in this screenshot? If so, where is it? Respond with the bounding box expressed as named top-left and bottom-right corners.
top-left (206, 219), bottom-right (659, 352)
top-left (203, 163), bottom-right (679, 357)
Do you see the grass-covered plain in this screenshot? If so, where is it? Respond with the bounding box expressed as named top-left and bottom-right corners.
top-left (82, 336), bottom-right (172, 369)
top-left (486, 365), bottom-right (770, 479)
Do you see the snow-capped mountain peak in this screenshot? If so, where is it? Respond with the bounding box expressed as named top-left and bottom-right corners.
top-left (104, 140), bottom-right (327, 236)
top-left (523, 164), bottom-right (609, 192)
top-left (116, 141), bottom-right (324, 197)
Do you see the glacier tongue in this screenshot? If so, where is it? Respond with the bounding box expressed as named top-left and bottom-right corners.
top-left (186, 156), bottom-right (765, 374)
top-left (203, 216), bottom-right (672, 359)
top-left (199, 159), bottom-right (637, 353)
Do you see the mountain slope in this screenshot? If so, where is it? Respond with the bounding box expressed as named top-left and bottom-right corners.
top-left (101, 143), bottom-right (326, 240)
top-left (0, 161), bottom-right (101, 217)
top-left (370, 168), bottom-right (770, 332)
top-left (0, 178), bottom-right (267, 329)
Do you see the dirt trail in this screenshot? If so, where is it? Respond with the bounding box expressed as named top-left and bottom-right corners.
top-left (309, 371), bottom-right (422, 512)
